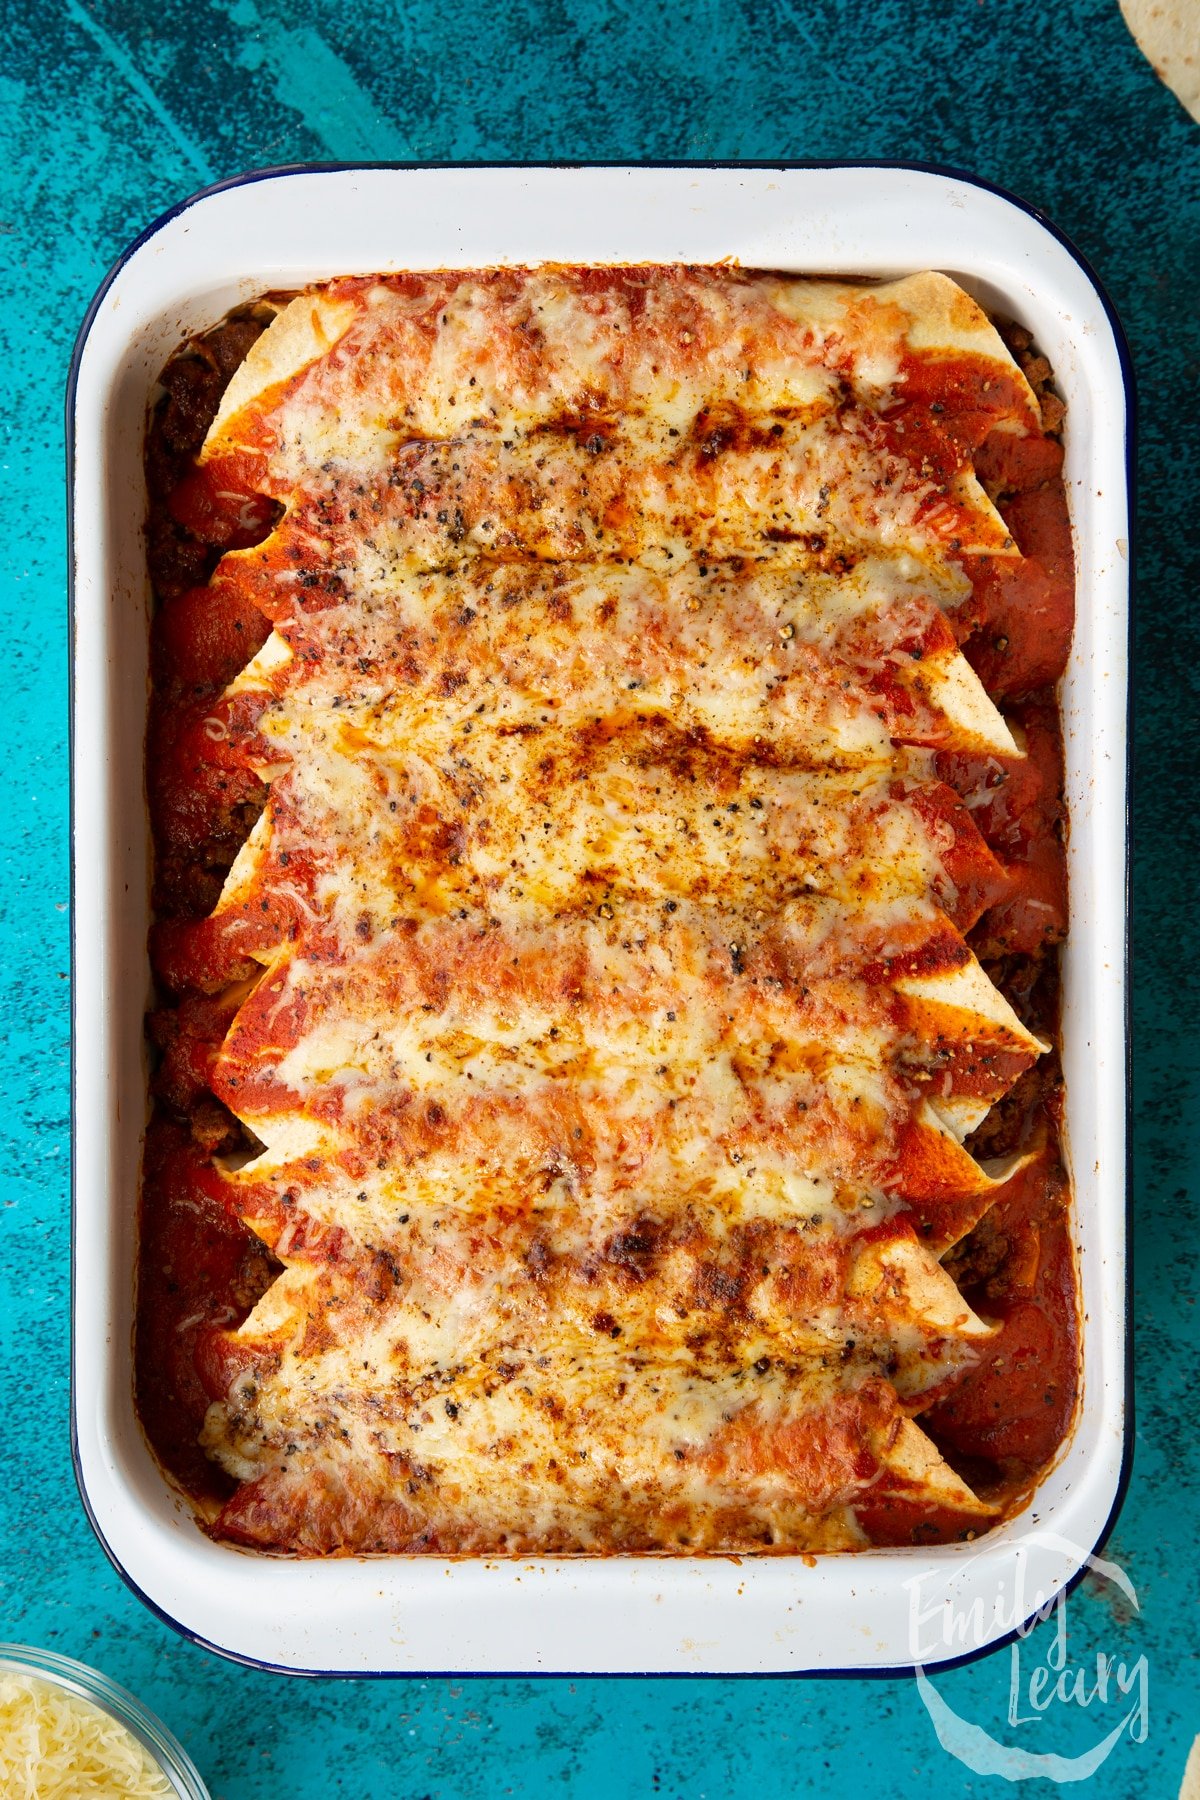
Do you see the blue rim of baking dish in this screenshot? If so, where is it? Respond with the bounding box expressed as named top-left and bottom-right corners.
top-left (65, 158), bottom-right (1136, 1682)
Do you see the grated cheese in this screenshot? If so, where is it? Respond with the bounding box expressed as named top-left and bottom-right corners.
top-left (0, 1673), bottom-right (176, 1800)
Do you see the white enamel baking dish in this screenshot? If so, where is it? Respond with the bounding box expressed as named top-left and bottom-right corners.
top-left (69, 164), bottom-right (1130, 1675)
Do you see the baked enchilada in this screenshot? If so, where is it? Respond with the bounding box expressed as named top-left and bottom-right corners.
top-left (138, 268), bottom-right (1076, 1554)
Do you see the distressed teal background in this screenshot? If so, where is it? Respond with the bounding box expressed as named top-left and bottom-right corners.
top-left (1, 0), bottom-right (1197, 1794)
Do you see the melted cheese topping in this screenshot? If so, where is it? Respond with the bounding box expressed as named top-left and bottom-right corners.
top-left (213, 900), bottom-right (1039, 1206)
top-left (206, 269), bottom-right (1038, 476)
top-left (184, 267), bottom-right (1049, 1554)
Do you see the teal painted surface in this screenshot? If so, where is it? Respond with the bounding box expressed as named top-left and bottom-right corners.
top-left (1, 0), bottom-right (1197, 1793)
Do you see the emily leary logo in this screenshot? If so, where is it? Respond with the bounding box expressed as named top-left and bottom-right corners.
top-left (906, 1532), bottom-right (1148, 1782)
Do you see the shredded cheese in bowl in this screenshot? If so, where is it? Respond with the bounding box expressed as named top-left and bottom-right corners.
top-left (0, 1649), bottom-right (208, 1800)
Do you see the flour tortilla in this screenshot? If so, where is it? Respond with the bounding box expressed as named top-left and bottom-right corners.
top-left (1120, 0), bottom-right (1200, 121)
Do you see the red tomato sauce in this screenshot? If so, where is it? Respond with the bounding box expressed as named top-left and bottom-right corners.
top-left (925, 1150), bottom-right (1077, 1484)
top-left (136, 1119), bottom-right (279, 1502)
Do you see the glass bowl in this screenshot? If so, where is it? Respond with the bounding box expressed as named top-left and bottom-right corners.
top-left (0, 1643), bottom-right (209, 1798)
